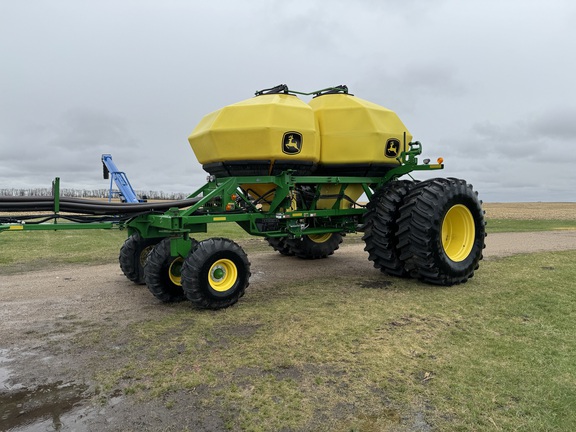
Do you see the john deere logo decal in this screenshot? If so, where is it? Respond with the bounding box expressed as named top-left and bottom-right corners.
top-left (385, 138), bottom-right (400, 158)
top-left (282, 132), bottom-right (302, 155)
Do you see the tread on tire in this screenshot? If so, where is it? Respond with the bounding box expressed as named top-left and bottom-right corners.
top-left (397, 177), bottom-right (486, 285)
top-left (119, 233), bottom-right (160, 284)
top-left (181, 238), bottom-right (251, 310)
top-left (144, 238), bottom-right (188, 302)
top-left (286, 233), bottom-right (343, 259)
top-left (363, 180), bottom-right (415, 277)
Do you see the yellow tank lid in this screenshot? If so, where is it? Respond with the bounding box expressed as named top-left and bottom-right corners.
top-left (188, 93), bottom-right (319, 174)
top-left (309, 93), bottom-right (413, 176)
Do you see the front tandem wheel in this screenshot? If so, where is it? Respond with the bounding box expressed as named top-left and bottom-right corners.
top-left (119, 233), bottom-right (161, 284)
top-left (144, 238), bottom-right (188, 302)
top-left (181, 238), bottom-right (251, 310)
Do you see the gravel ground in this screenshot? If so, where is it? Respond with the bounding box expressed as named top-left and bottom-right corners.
top-left (1, 230), bottom-right (576, 431)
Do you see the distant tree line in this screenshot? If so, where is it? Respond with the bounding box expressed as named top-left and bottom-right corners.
top-left (0, 188), bottom-right (187, 200)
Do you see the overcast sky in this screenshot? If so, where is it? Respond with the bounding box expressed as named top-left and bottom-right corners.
top-left (1, 0), bottom-right (575, 202)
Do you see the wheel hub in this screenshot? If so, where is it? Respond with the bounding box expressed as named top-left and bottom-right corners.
top-left (442, 204), bottom-right (475, 262)
top-left (212, 266), bottom-right (225, 280)
top-left (168, 258), bottom-right (183, 286)
top-left (209, 259), bottom-right (237, 292)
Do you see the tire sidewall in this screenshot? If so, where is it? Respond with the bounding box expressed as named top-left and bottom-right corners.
top-left (119, 233), bottom-right (160, 284)
top-left (144, 238), bottom-right (186, 302)
top-left (182, 238), bottom-right (251, 309)
top-left (430, 189), bottom-right (485, 279)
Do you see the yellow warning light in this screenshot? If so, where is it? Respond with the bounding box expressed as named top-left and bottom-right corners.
top-left (437, 157), bottom-right (444, 164)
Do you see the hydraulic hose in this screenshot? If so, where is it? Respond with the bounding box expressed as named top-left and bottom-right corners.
top-left (0, 196), bottom-right (201, 215)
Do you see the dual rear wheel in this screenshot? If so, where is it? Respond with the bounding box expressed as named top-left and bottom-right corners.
top-left (364, 177), bottom-right (486, 285)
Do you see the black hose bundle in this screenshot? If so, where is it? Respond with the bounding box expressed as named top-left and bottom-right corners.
top-left (0, 196), bottom-right (201, 215)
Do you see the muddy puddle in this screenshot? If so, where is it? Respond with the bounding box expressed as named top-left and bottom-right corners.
top-left (1, 381), bottom-right (91, 431)
top-left (0, 349), bottom-right (104, 431)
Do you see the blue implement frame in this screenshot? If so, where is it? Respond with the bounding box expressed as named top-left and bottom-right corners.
top-left (101, 154), bottom-right (142, 203)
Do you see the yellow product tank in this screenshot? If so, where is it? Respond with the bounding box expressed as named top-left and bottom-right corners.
top-left (188, 93), bottom-right (320, 210)
top-left (308, 93), bottom-right (413, 177)
top-left (188, 93), bottom-right (319, 177)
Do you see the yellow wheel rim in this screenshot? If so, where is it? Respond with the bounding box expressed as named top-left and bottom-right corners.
top-left (442, 204), bottom-right (475, 262)
top-left (307, 233), bottom-right (332, 243)
top-left (140, 245), bottom-right (154, 267)
top-left (168, 258), bottom-right (183, 286)
top-left (209, 259), bottom-right (237, 292)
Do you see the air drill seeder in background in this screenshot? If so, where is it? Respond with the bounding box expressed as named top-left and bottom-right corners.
top-left (0, 85), bottom-right (486, 310)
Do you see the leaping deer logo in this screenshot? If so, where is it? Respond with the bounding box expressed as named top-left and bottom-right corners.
top-left (285, 135), bottom-right (299, 151)
top-left (282, 132), bottom-right (303, 154)
top-left (385, 138), bottom-right (400, 157)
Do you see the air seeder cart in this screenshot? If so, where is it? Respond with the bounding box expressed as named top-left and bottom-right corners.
top-left (0, 85), bottom-right (486, 310)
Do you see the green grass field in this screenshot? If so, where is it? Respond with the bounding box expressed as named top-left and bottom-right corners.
top-left (88, 249), bottom-right (576, 431)
top-left (487, 219), bottom-right (576, 233)
top-left (1, 218), bottom-right (574, 271)
top-left (2, 218), bottom-right (576, 430)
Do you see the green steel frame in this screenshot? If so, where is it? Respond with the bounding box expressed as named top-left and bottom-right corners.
top-left (0, 142), bottom-right (443, 259)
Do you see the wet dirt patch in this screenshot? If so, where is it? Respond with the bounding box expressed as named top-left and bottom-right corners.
top-left (0, 381), bottom-right (90, 431)
top-left (0, 350), bottom-right (11, 389)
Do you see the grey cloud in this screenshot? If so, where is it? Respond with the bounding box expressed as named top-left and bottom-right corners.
top-left (526, 108), bottom-right (576, 140)
top-left (398, 64), bottom-right (467, 98)
top-left (1, 0), bottom-right (575, 201)
top-left (50, 109), bottom-right (135, 150)
top-left (460, 107), bottom-right (576, 164)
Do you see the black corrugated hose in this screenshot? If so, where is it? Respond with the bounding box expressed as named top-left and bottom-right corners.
top-left (0, 196), bottom-right (202, 226)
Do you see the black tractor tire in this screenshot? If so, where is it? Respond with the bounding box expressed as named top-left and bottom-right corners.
top-left (144, 238), bottom-right (188, 302)
top-left (286, 233), bottom-right (343, 259)
top-left (362, 180), bottom-right (415, 277)
top-left (181, 238), bottom-right (251, 310)
top-left (119, 233), bottom-right (161, 284)
top-left (265, 237), bottom-right (294, 256)
top-left (397, 178), bottom-right (486, 285)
